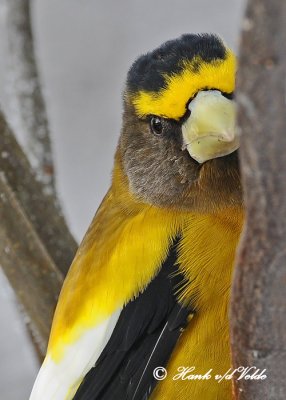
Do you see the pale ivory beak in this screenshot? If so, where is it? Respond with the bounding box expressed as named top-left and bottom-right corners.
top-left (182, 90), bottom-right (239, 163)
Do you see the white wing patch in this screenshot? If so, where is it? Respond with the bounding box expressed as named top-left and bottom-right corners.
top-left (29, 309), bottom-right (121, 400)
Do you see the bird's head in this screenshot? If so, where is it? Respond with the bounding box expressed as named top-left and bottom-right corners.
top-left (117, 34), bottom-right (243, 212)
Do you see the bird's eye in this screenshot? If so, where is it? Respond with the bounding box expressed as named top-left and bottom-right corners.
top-left (150, 117), bottom-right (163, 135)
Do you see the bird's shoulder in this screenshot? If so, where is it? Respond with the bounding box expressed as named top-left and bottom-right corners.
top-left (48, 188), bottom-right (186, 360)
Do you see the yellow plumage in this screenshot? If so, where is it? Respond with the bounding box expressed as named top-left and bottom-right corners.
top-left (153, 208), bottom-right (243, 399)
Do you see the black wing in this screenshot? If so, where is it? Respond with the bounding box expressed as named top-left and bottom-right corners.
top-left (73, 237), bottom-right (193, 400)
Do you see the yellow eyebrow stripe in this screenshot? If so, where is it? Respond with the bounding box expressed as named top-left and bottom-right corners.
top-left (131, 50), bottom-right (236, 120)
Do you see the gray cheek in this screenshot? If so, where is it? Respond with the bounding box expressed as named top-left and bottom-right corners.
top-left (122, 135), bottom-right (197, 207)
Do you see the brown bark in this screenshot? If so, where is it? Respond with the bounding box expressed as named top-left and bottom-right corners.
top-left (0, 173), bottom-right (63, 354)
top-left (0, 110), bottom-right (77, 354)
top-left (231, 1), bottom-right (286, 399)
top-left (5, 0), bottom-right (55, 197)
top-left (0, 111), bottom-right (77, 274)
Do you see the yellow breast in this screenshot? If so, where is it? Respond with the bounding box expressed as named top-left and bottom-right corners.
top-left (152, 207), bottom-right (244, 399)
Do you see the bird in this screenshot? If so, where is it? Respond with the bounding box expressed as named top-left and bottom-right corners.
top-left (29, 33), bottom-right (243, 400)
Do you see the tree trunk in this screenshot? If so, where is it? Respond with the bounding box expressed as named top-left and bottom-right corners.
top-left (231, 1), bottom-right (286, 399)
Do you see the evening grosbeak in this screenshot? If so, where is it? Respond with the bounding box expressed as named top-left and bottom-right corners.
top-left (30, 33), bottom-right (243, 400)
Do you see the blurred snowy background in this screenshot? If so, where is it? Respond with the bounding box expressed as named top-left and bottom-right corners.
top-left (0, 0), bottom-right (246, 398)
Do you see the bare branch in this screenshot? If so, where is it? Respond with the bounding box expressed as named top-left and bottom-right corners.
top-left (4, 0), bottom-right (55, 196)
top-left (0, 173), bottom-right (63, 354)
top-left (231, 1), bottom-right (286, 399)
